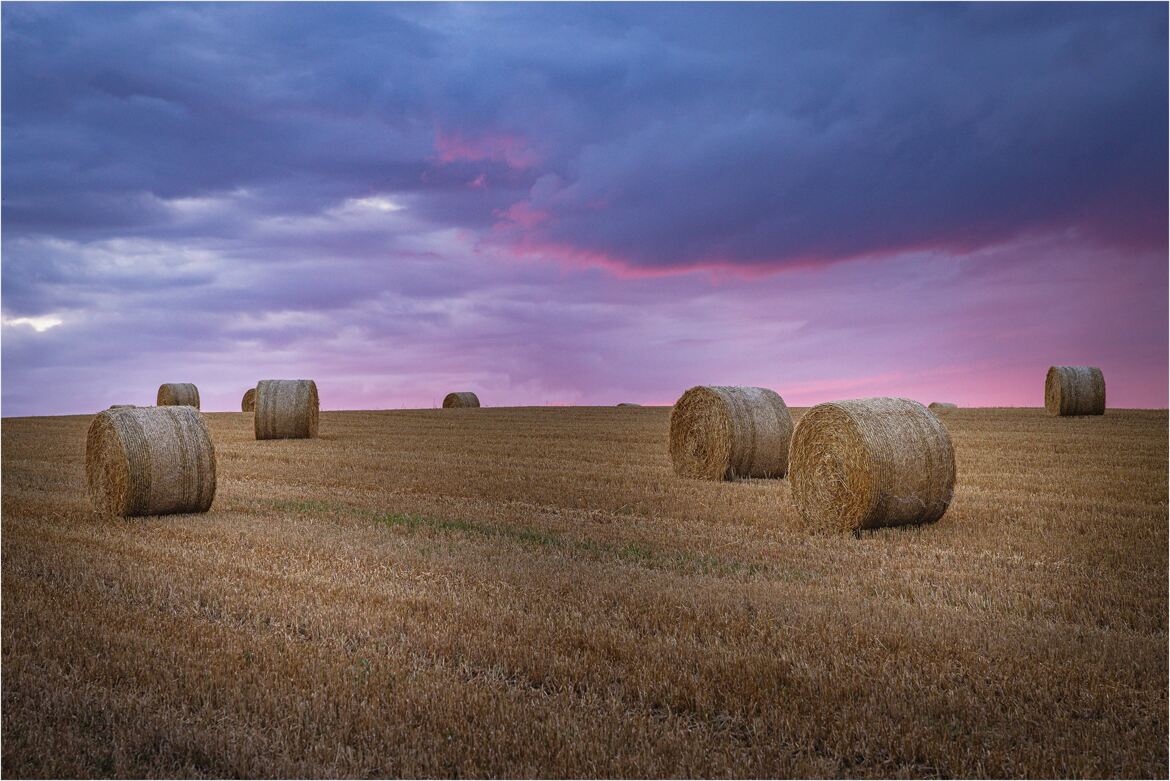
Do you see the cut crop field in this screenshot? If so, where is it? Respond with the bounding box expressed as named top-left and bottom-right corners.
top-left (2, 407), bottom-right (1167, 778)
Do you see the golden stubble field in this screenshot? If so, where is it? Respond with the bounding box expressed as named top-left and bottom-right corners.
top-left (2, 406), bottom-right (1167, 778)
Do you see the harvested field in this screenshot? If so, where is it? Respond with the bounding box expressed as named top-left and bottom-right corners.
top-left (2, 406), bottom-right (1167, 777)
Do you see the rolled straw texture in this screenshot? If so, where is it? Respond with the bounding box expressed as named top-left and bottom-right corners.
top-left (443, 392), bottom-right (480, 408)
top-left (669, 386), bottom-right (793, 480)
top-left (242, 388), bottom-right (256, 412)
top-left (85, 405), bottom-right (216, 517)
top-left (254, 380), bottom-right (319, 440)
top-left (157, 383), bottom-right (200, 408)
top-left (1045, 366), bottom-right (1105, 416)
top-left (789, 397), bottom-right (955, 533)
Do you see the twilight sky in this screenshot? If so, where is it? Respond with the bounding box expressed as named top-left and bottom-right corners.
top-left (3, 2), bottom-right (1167, 415)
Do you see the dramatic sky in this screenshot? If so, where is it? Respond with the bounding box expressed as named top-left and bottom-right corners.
top-left (3, 2), bottom-right (1167, 415)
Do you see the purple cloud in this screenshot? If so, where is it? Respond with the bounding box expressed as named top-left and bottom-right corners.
top-left (1, 3), bottom-right (1166, 415)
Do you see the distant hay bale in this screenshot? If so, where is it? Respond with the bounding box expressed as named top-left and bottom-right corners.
top-left (107, 404), bottom-right (136, 409)
top-left (254, 379), bottom-right (319, 440)
top-left (616, 403), bottom-right (642, 407)
top-left (156, 383), bottom-right (200, 408)
top-left (669, 386), bottom-right (793, 480)
top-left (928, 402), bottom-right (958, 413)
top-left (85, 405), bottom-right (216, 517)
top-left (241, 388), bottom-right (256, 412)
top-left (1045, 366), bottom-right (1105, 416)
top-left (789, 397), bottom-right (956, 533)
top-left (443, 392), bottom-right (480, 408)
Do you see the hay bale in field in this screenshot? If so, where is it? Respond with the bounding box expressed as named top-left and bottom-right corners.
top-left (928, 402), bottom-right (958, 413)
top-left (1045, 366), bottom-right (1105, 416)
top-left (156, 383), bottom-right (200, 408)
top-left (616, 403), bottom-right (642, 407)
top-left (443, 392), bottom-right (480, 408)
top-left (669, 386), bottom-right (793, 480)
top-left (86, 405), bottom-right (216, 517)
top-left (789, 397), bottom-right (955, 533)
top-left (107, 404), bottom-right (136, 409)
top-left (241, 387), bottom-right (256, 412)
top-left (254, 379), bottom-right (318, 439)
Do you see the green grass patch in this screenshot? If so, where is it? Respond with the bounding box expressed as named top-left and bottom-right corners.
top-left (377, 511), bottom-right (775, 580)
top-left (262, 500), bottom-right (784, 581)
top-left (266, 498), bottom-right (349, 515)
top-left (379, 512), bottom-right (565, 550)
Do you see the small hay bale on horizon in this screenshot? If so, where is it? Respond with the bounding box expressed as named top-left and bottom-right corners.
top-left (107, 404), bottom-right (137, 410)
top-left (1045, 366), bottom-right (1105, 416)
top-left (255, 380), bottom-right (319, 440)
top-left (616, 403), bottom-right (642, 407)
top-left (241, 387), bottom-right (256, 412)
top-left (86, 405), bottom-right (216, 517)
top-left (157, 383), bottom-right (200, 409)
top-left (443, 392), bottom-right (481, 408)
top-left (928, 402), bottom-right (958, 413)
top-left (789, 397), bottom-right (955, 534)
top-left (669, 385), bottom-right (793, 480)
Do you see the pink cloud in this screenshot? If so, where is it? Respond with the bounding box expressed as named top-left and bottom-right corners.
top-left (497, 236), bottom-right (688, 280)
top-left (433, 128), bottom-right (540, 170)
top-left (488, 219), bottom-right (899, 281)
top-left (488, 191), bottom-right (1087, 281)
top-left (494, 200), bottom-right (549, 230)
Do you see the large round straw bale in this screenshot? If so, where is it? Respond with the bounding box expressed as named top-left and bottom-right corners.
top-left (157, 383), bottom-right (200, 408)
top-left (86, 406), bottom-right (216, 517)
top-left (241, 387), bottom-right (256, 412)
top-left (789, 397), bottom-right (956, 533)
top-left (254, 379), bottom-right (319, 440)
top-left (443, 392), bottom-right (480, 408)
top-left (669, 386), bottom-right (793, 480)
top-left (928, 402), bottom-right (957, 413)
top-left (1045, 366), bottom-right (1105, 416)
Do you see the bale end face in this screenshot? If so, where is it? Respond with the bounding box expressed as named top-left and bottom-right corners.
top-left (1045, 366), bottom-right (1105, 416)
top-left (86, 406), bottom-right (216, 517)
top-left (157, 383), bottom-right (200, 409)
top-left (241, 387), bottom-right (256, 412)
top-left (669, 385), bottom-right (793, 481)
top-left (789, 397), bottom-right (955, 533)
top-left (443, 392), bottom-right (481, 408)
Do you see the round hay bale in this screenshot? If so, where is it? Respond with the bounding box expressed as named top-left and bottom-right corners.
top-left (1045, 366), bottom-right (1105, 416)
top-left (616, 403), bottom-right (642, 408)
top-left (669, 386), bottom-right (793, 480)
top-left (254, 379), bottom-right (318, 440)
top-left (443, 392), bottom-right (480, 408)
top-left (85, 405), bottom-right (216, 517)
top-left (107, 404), bottom-right (136, 409)
top-left (157, 383), bottom-right (200, 408)
top-left (241, 387), bottom-right (256, 412)
top-left (789, 397), bottom-right (955, 533)
top-left (928, 402), bottom-right (957, 414)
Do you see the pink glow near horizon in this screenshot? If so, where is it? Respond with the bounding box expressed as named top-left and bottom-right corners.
top-left (10, 231), bottom-right (1159, 417)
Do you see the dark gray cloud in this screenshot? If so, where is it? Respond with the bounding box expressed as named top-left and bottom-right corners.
top-left (4, 3), bottom-right (1165, 267)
